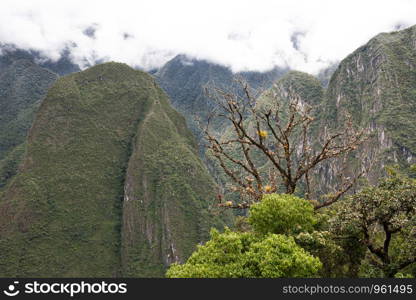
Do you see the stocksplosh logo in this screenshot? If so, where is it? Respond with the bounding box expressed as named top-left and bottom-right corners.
top-left (3, 281), bottom-right (127, 297)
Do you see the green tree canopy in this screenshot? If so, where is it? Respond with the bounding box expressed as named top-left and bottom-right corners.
top-left (166, 228), bottom-right (322, 278)
top-left (248, 194), bottom-right (317, 235)
top-left (330, 170), bottom-right (416, 277)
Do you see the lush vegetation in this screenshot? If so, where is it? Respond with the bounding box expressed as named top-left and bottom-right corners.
top-left (0, 62), bottom-right (227, 277)
top-left (168, 170), bottom-right (416, 278)
top-left (167, 229), bottom-right (321, 278)
top-left (0, 59), bottom-right (57, 184)
top-left (330, 169), bottom-right (416, 277)
top-left (248, 194), bottom-right (317, 235)
top-left (167, 194), bottom-right (322, 278)
top-left (1, 25), bottom-right (416, 279)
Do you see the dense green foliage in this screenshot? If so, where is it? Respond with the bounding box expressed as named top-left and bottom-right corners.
top-left (0, 59), bottom-right (57, 160)
top-left (168, 175), bottom-right (416, 278)
top-left (330, 170), bottom-right (416, 277)
top-left (167, 193), bottom-right (325, 278)
top-left (0, 143), bottom-right (26, 188)
top-left (294, 229), bottom-right (363, 278)
top-left (166, 228), bottom-right (321, 278)
top-left (249, 194), bottom-right (317, 235)
top-left (0, 62), bottom-right (225, 277)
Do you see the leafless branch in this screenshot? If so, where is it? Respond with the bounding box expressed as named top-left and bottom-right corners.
top-left (203, 79), bottom-right (369, 209)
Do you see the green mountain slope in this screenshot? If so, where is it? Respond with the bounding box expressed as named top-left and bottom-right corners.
top-left (321, 24), bottom-right (416, 186)
top-left (0, 59), bottom-right (58, 187)
top-left (316, 63), bottom-right (338, 88)
top-left (0, 62), bottom-right (224, 277)
top-left (0, 59), bottom-right (57, 160)
top-left (261, 71), bottom-right (324, 107)
top-left (155, 55), bottom-right (287, 146)
top-left (121, 75), bottom-right (226, 277)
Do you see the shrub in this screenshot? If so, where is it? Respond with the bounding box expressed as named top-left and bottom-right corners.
top-left (166, 228), bottom-right (322, 278)
top-left (249, 194), bottom-right (317, 235)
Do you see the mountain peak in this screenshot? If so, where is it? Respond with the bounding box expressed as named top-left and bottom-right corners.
top-left (0, 62), bottom-right (224, 277)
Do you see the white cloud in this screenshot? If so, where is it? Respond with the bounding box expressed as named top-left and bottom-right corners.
top-left (0, 0), bottom-right (415, 73)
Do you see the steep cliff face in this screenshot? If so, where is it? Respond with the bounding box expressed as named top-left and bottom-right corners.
top-left (0, 59), bottom-right (58, 187)
top-left (214, 22), bottom-right (416, 199)
top-left (121, 76), bottom-right (225, 277)
top-left (250, 26), bottom-right (416, 197)
top-left (321, 25), bottom-right (416, 187)
top-left (0, 62), bottom-right (222, 277)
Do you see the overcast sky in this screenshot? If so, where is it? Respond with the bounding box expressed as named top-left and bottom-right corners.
top-left (1, 0), bottom-right (415, 74)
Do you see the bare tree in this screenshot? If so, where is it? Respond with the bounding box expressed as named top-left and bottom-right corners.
top-left (203, 78), bottom-right (369, 210)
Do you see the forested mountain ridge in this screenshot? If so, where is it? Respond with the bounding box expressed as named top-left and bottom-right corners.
top-left (0, 44), bottom-right (80, 76)
top-left (0, 62), bottom-right (225, 277)
top-left (0, 59), bottom-right (58, 188)
top-left (0, 45), bottom-right (81, 189)
top-left (155, 55), bottom-right (287, 145)
top-left (318, 24), bottom-right (416, 190)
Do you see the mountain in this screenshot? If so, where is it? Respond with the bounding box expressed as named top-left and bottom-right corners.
top-left (155, 55), bottom-right (287, 147)
top-left (0, 62), bottom-right (225, 277)
top-left (213, 25), bottom-right (416, 201)
top-left (0, 59), bottom-right (58, 187)
top-left (316, 63), bottom-right (339, 88)
top-left (0, 44), bottom-right (80, 76)
top-left (0, 45), bottom-right (81, 188)
top-left (0, 24), bottom-right (414, 277)
top-left (266, 71), bottom-right (324, 107)
top-left (320, 24), bottom-right (416, 187)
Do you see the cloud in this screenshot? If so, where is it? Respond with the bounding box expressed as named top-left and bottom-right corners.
top-left (0, 0), bottom-right (415, 73)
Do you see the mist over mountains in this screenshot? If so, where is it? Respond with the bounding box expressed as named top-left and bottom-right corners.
top-left (1, 0), bottom-right (415, 73)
